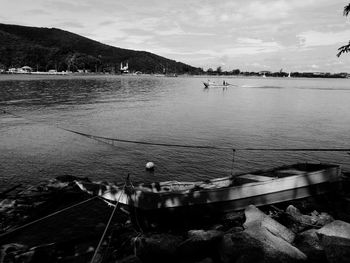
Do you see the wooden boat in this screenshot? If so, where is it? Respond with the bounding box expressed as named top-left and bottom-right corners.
top-left (76, 163), bottom-right (342, 224)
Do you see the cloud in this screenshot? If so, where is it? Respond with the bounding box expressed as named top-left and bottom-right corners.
top-left (44, 0), bottom-right (92, 12)
top-left (325, 60), bottom-right (344, 66)
top-left (23, 9), bottom-right (51, 16)
top-left (124, 35), bottom-right (153, 44)
top-left (232, 38), bottom-right (283, 55)
top-left (191, 42), bottom-right (282, 57)
top-left (244, 1), bottom-right (291, 20)
top-left (297, 30), bottom-right (350, 47)
top-left (144, 37), bottom-right (283, 64)
top-left (99, 20), bottom-right (115, 26)
top-left (54, 21), bottom-right (85, 29)
top-left (154, 24), bottom-right (213, 36)
top-left (191, 0), bottom-right (321, 26)
top-left (237, 38), bottom-right (266, 45)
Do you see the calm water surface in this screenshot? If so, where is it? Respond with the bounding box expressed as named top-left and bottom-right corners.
top-left (1, 75), bottom-right (350, 190)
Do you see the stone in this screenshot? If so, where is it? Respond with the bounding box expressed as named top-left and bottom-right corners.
top-left (285, 205), bottom-right (334, 232)
top-left (46, 180), bottom-right (69, 189)
top-left (245, 222), bottom-right (307, 262)
top-left (133, 233), bottom-right (183, 263)
top-left (217, 233), bottom-right (236, 263)
top-left (219, 230), bottom-right (306, 263)
top-left (226, 226), bottom-right (244, 234)
top-left (317, 220), bottom-right (350, 263)
top-left (116, 255), bottom-right (142, 263)
top-left (310, 211), bottom-right (334, 227)
top-left (285, 205), bottom-right (313, 232)
top-left (178, 229), bottom-right (223, 261)
top-left (56, 175), bottom-right (90, 183)
top-left (218, 205), bottom-right (306, 263)
top-left (210, 224), bottom-right (225, 231)
top-left (0, 199), bottom-right (16, 212)
top-left (294, 229), bottom-right (326, 262)
top-left (187, 229), bottom-right (223, 241)
top-left (218, 231), bottom-right (266, 263)
top-left (0, 243), bottom-right (28, 263)
top-left (195, 257), bottom-right (214, 263)
top-left (244, 205), bottom-right (295, 243)
top-left (218, 223), bottom-right (306, 263)
top-left (221, 211), bottom-right (245, 227)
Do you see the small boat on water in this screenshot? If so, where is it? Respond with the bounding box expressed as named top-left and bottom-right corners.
top-left (76, 163), bottom-right (342, 225)
top-left (203, 81), bottom-right (233, 88)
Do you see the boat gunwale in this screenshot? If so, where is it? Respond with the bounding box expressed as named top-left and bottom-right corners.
top-left (136, 165), bottom-right (341, 197)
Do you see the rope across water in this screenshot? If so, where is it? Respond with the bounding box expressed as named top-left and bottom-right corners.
top-left (3, 109), bottom-right (350, 152)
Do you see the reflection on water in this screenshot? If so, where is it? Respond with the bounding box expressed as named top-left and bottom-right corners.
top-left (1, 75), bottom-right (350, 190)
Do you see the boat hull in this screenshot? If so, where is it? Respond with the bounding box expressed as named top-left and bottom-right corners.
top-left (127, 165), bottom-right (341, 210)
top-left (76, 163), bottom-right (342, 227)
top-left (132, 180), bottom-right (341, 229)
top-left (203, 82), bottom-right (231, 88)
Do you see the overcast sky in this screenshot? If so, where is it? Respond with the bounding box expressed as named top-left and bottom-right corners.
top-left (1, 0), bottom-right (350, 72)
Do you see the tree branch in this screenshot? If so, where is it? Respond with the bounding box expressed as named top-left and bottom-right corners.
top-left (337, 41), bottom-right (350, 57)
top-left (344, 3), bottom-right (350, 16)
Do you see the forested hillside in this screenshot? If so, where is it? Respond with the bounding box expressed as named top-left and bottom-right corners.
top-left (0, 23), bottom-right (202, 74)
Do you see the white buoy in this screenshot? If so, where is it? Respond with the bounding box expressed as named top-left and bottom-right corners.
top-left (145, 162), bottom-right (155, 171)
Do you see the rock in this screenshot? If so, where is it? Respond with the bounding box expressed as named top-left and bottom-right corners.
top-left (218, 205), bottom-right (306, 263)
top-left (219, 230), bottom-right (306, 263)
top-left (244, 222), bottom-right (306, 262)
top-left (195, 257), bottom-right (214, 263)
top-left (210, 224), bottom-right (225, 231)
top-left (226, 226), bottom-right (244, 233)
top-left (310, 211), bottom-right (334, 227)
top-left (317, 220), bottom-right (350, 263)
top-left (187, 229), bottom-right (223, 240)
top-left (285, 205), bottom-right (334, 232)
top-left (178, 229), bottom-right (223, 261)
top-left (0, 199), bottom-right (16, 212)
top-left (56, 175), bottom-right (90, 183)
top-left (116, 255), bottom-right (142, 263)
top-left (244, 205), bottom-right (295, 243)
top-left (285, 205), bottom-right (313, 232)
top-left (294, 229), bottom-right (326, 262)
top-left (46, 180), bottom-right (69, 189)
top-left (218, 233), bottom-right (241, 263)
top-left (0, 243), bottom-right (28, 263)
top-left (221, 211), bottom-right (245, 228)
top-left (134, 233), bottom-right (183, 263)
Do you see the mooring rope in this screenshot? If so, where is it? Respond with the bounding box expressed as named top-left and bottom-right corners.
top-left (2, 109), bottom-right (350, 152)
top-left (0, 195), bottom-right (99, 239)
top-left (230, 149), bottom-right (236, 176)
top-left (90, 184), bottom-right (126, 263)
top-left (60, 127), bottom-right (230, 150)
top-left (58, 127), bottom-right (350, 152)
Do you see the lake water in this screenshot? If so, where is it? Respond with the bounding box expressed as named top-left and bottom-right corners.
top-left (1, 74), bottom-right (350, 190)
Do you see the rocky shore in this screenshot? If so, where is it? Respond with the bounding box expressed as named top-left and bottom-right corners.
top-left (1, 175), bottom-right (350, 263)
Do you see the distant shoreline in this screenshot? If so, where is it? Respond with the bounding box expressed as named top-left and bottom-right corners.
top-left (0, 73), bottom-right (143, 81)
top-left (0, 73), bottom-right (349, 82)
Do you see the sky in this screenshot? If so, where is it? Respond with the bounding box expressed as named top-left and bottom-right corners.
top-left (1, 0), bottom-right (350, 72)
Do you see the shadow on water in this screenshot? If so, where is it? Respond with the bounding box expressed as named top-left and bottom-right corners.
top-left (0, 78), bottom-right (122, 107)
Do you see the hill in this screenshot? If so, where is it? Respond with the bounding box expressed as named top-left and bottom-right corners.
top-left (0, 23), bottom-right (202, 74)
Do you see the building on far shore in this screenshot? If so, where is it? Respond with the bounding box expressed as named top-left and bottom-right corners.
top-left (120, 61), bottom-right (129, 74)
top-left (6, 66), bottom-right (33, 74)
top-left (21, 66), bottom-right (32, 73)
